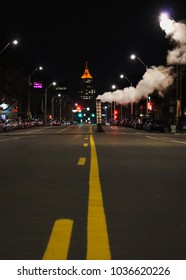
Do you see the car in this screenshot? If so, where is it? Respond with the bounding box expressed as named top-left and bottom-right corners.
top-left (138, 117), bottom-right (148, 130)
top-left (145, 119), bottom-right (165, 132)
top-left (0, 119), bottom-right (5, 132)
top-left (3, 119), bottom-right (17, 131)
top-left (123, 118), bottom-right (131, 127)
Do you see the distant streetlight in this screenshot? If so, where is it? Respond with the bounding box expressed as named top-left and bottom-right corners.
top-left (52, 94), bottom-right (61, 120)
top-left (0, 39), bottom-right (18, 56)
top-left (111, 85), bottom-right (117, 121)
top-left (104, 106), bottom-right (108, 123)
top-left (45, 82), bottom-right (56, 122)
top-left (28, 66), bottom-right (43, 119)
top-left (130, 54), bottom-right (149, 116)
top-left (130, 54), bottom-right (148, 70)
top-left (120, 74), bottom-right (132, 86)
top-left (120, 74), bottom-right (133, 116)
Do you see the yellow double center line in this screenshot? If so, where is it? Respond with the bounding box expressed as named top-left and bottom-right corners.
top-left (43, 125), bottom-right (111, 259)
top-left (87, 133), bottom-right (111, 259)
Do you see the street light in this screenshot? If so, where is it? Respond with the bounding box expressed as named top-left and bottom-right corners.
top-left (120, 74), bottom-right (133, 116)
top-left (52, 94), bottom-right (61, 120)
top-left (28, 66), bottom-right (43, 119)
top-left (120, 74), bottom-right (132, 86)
top-left (130, 54), bottom-right (149, 116)
top-left (111, 85), bottom-right (117, 122)
top-left (159, 13), bottom-right (181, 127)
top-left (0, 39), bottom-right (18, 56)
top-left (159, 13), bottom-right (175, 34)
top-left (45, 82), bottom-right (56, 123)
top-left (130, 54), bottom-right (148, 70)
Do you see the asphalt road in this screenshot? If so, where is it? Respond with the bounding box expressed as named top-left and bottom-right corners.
top-left (0, 124), bottom-right (186, 260)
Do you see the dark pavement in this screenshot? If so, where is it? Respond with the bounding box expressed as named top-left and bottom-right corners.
top-left (0, 124), bottom-right (186, 260)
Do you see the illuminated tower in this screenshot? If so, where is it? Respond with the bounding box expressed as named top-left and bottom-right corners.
top-left (80, 61), bottom-right (96, 102)
top-left (77, 62), bottom-right (96, 122)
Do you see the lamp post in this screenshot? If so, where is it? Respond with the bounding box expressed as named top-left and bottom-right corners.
top-left (120, 74), bottom-right (133, 116)
top-left (52, 94), bottom-right (61, 120)
top-left (159, 13), bottom-right (181, 127)
top-left (130, 54), bottom-right (148, 70)
top-left (104, 106), bottom-right (108, 124)
top-left (111, 85), bottom-right (117, 122)
top-left (130, 54), bottom-right (149, 116)
top-left (0, 39), bottom-right (18, 56)
top-left (28, 66), bottom-right (43, 119)
top-left (45, 82), bottom-right (56, 123)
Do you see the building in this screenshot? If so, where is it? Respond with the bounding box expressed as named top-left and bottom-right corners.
top-left (75, 62), bottom-right (96, 123)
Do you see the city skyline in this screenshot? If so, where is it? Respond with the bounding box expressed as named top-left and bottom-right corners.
top-left (1, 0), bottom-right (185, 97)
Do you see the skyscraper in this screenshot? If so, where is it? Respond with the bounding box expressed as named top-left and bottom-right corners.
top-left (77, 62), bottom-right (96, 123)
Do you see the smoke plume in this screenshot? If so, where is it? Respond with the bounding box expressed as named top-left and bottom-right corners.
top-left (160, 18), bottom-right (186, 64)
top-left (97, 66), bottom-right (174, 104)
top-left (97, 17), bottom-right (186, 105)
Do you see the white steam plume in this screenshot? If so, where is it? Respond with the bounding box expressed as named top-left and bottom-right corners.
top-left (97, 66), bottom-right (174, 104)
top-left (160, 17), bottom-right (186, 64)
top-left (97, 16), bottom-right (186, 104)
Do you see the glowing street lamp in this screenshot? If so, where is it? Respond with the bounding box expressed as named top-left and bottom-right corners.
top-left (28, 66), bottom-right (43, 119)
top-left (120, 74), bottom-right (133, 116)
top-left (0, 39), bottom-right (18, 56)
top-left (159, 13), bottom-right (182, 126)
top-left (130, 54), bottom-right (149, 116)
top-left (45, 82), bottom-right (56, 122)
top-left (159, 12), bottom-right (175, 34)
top-left (120, 74), bottom-right (132, 86)
top-left (111, 85), bottom-right (117, 121)
top-left (52, 93), bottom-right (61, 120)
top-left (130, 54), bottom-right (148, 70)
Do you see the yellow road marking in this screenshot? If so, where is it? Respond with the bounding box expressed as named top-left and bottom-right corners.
top-left (42, 219), bottom-right (73, 260)
top-left (83, 143), bottom-right (88, 147)
top-left (86, 134), bottom-right (111, 259)
top-left (78, 157), bottom-right (86, 165)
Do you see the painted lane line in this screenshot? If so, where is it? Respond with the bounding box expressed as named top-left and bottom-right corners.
top-left (0, 136), bottom-right (25, 142)
top-left (146, 136), bottom-right (186, 145)
top-left (87, 134), bottom-right (111, 260)
top-left (77, 157), bottom-right (86, 165)
top-left (42, 219), bottom-right (73, 260)
top-left (146, 136), bottom-right (160, 140)
top-left (83, 143), bottom-right (88, 147)
top-left (171, 140), bottom-right (186, 145)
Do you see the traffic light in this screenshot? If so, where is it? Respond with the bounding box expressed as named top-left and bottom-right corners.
top-left (147, 101), bottom-right (153, 111)
top-left (76, 105), bottom-right (82, 112)
top-left (114, 110), bottom-right (118, 120)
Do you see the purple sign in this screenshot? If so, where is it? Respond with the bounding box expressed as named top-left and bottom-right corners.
top-left (33, 82), bottom-right (42, 88)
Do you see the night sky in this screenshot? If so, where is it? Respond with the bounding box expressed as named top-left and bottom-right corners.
top-left (1, 0), bottom-right (185, 97)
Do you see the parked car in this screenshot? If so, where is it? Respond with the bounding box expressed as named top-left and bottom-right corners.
top-left (145, 119), bottom-right (165, 132)
top-left (123, 118), bottom-right (131, 127)
top-left (0, 119), bottom-right (5, 132)
top-left (138, 118), bottom-right (147, 130)
top-left (3, 119), bottom-right (17, 131)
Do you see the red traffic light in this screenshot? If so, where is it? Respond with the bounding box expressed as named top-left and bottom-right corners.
top-left (147, 102), bottom-right (153, 111)
top-left (114, 110), bottom-right (118, 120)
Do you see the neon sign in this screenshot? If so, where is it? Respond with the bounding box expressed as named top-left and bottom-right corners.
top-left (33, 82), bottom-right (42, 88)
